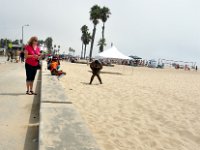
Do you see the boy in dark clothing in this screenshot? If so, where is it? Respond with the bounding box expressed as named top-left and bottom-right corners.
top-left (90, 60), bottom-right (103, 84)
top-left (20, 51), bottom-right (25, 62)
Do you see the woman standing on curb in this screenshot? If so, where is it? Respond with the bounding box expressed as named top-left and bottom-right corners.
top-left (25, 36), bottom-right (40, 95)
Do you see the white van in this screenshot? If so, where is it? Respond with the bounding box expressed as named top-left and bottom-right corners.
top-left (148, 59), bottom-right (158, 68)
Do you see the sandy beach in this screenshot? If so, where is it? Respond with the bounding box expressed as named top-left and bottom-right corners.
top-left (60, 62), bottom-right (200, 150)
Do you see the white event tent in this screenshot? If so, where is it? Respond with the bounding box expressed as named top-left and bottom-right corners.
top-left (97, 46), bottom-right (132, 60)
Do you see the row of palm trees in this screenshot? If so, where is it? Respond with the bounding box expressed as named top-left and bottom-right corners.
top-left (80, 5), bottom-right (111, 60)
top-left (0, 37), bottom-right (58, 54)
top-left (81, 25), bottom-right (91, 59)
top-left (44, 37), bottom-right (61, 54)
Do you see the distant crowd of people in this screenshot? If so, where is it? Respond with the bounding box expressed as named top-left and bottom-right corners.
top-left (7, 50), bottom-right (25, 63)
top-left (174, 64), bottom-right (198, 71)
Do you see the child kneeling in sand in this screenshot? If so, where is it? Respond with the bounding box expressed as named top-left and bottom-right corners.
top-left (50, 58), bottom-right (66, 79)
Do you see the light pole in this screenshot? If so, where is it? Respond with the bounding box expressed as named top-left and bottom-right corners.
top-left (54, 45), bottom-right (56, 55)
top-left (22, 24), bottom-right (30, 50)
top-left (58, 45), bottom-right (60, 55)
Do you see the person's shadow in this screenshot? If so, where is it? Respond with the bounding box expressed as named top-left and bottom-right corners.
top-left (80, 82), bottom-right (90, 85)
top-left (0, 93), bottom-right (26, 96)
top-left (80, 82), bottom-right (100, 85)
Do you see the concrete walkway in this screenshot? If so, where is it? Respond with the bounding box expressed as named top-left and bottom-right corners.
top-left (0, 63), bottom-right (40, 150)
top-left (0, 56), bottom-right (7, 64)
top-left (39, 62), bottom-right (101, 150)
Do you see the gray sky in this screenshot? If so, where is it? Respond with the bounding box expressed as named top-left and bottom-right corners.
top-left (0, 0), bottom-right (200, 64)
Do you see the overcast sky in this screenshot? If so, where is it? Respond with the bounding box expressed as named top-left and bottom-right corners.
top-left (0, 0), bottom-right (200, 63)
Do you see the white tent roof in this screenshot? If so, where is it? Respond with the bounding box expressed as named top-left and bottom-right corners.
top-left (97, 46), bottom-right (132, 60)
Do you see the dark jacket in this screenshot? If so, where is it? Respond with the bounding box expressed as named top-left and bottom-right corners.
top-left (90, 60), bottom-right (103, 74)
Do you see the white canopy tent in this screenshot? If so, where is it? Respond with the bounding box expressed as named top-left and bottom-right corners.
top-left (97, 46), bottom-right (132, 60)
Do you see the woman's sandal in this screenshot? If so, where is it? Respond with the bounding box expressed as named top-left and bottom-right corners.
top-left (26, 91), bottom-right (29, 95)
top-left (30, 91), bottom-right (37, 95)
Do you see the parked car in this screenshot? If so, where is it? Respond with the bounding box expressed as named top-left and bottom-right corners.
top-left (148, 59), bottom-right (158, 68)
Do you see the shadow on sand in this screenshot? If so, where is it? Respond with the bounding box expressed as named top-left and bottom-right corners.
top-left (88, 70), bottom-right (123, 75)
top-left (80, 82), bottom-right (90, 85)
top-left (23, 70), bottom-right (41, 150)
top-left (0, 93), bottom-right (26, 96)
top-left (80, 82), bottom-right (101, 85)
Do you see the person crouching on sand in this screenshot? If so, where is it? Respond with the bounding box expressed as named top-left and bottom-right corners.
top-left (50, 57), bottom-right (66, 79)
top-left (90, 60), bottom-right (103, 84)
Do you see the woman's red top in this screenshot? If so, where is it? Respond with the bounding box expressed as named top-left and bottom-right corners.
top-left (25, 45), bottom-right (40, 66)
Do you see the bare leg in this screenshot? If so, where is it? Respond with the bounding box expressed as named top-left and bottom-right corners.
top-left (90, 74), bottom-right (95, 84)
top-left (26, 82), bottom-right (30, 91)
top-left (30, 82), bottom-right (33, 91)
top-left (96, 74), bottom-right (102, 84)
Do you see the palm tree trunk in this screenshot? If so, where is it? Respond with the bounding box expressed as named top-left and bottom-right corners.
top-left (89, 25), bottom-right (96, 61)
top-left (102, 22), bottom-right (105, 52)
top-left (84, 44), bottom-right (87, 59)
top-left (81, 42), bottom-right (84, 59)
top-left (102, 22), bottom-right (105, 39)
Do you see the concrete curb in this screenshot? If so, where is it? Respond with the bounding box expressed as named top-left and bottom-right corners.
top-left (0, 61), bottom-right (7, 64)
top-left (0, 57), bottom-right (7, 64)
top-left (39, 61), bottom-right (101, 150)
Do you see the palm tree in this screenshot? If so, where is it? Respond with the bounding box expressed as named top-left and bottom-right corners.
top-left (81, 25), bottom-right (92, 59)
top-left (81, 38), bottom-right (84, 59)
top-left (45, 37), bottom-right (53, 54)
top-left (83, 32), bottom-right (92, 58)
top-left (81, 25), bottom-right (89, 59)
top-left (38, 40), bottom-right (45, 46)
top-left (12, 39), bottom-right (20, 45)
top-left (53, 44), bottom-right (56, 55)
top-left (100, 6), bottom-right (111, 52)
top-left (81, 25), bottom-right (89, 33)
top-left (58, 45), bottom-right (60, 54)
top-left (81, 42), bottom-right (84, 59)
top-left (89, 5), bottom-right (101, 61)
top-left (0, 39), bottom-right (4, 48)
top-left (98, 38), bottom-right (106, 52)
